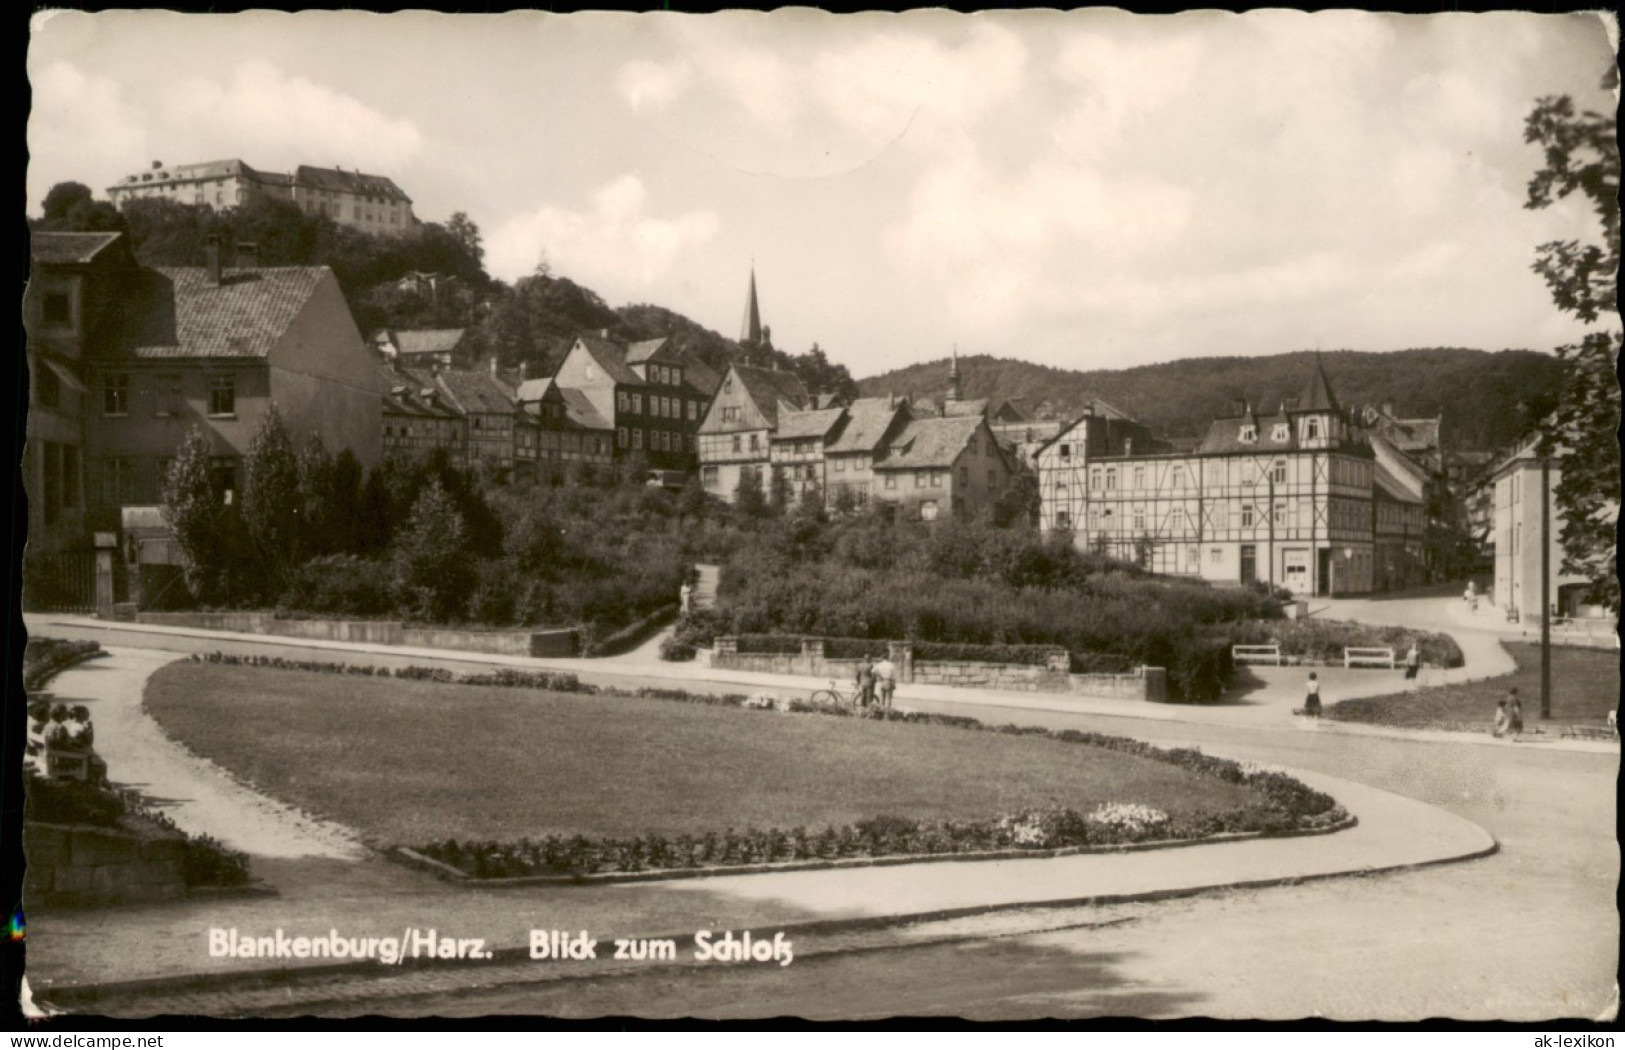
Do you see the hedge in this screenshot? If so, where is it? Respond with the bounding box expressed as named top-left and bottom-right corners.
top-left (23, 638), bottom-right (105, 693)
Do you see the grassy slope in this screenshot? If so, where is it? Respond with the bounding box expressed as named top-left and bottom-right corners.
top-left (1328, 643), bottom-right (1619, 732)
top-left (145, 663), bottom-right (1258, 844)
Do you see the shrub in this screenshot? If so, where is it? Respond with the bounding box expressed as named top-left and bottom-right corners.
top-left (23, 638), bottom-right (104, 692)
top-left (25, 774), bottom-right (126, 827)
top-left (735, 634), bottom-right (805, 655)
top-left (660, 636), bottom-right (697, 662)
top-left (179, 833), bottom-right (252, 887)
top-left (912, 641), bottom-right (1058, 666)
top-left (278, 555), bottom-right (394, 618)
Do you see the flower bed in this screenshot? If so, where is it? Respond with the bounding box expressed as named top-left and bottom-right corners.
top-left (411, 712), bottom-right (1347, 879)
top-left (23, 637), bottom-right (105, 693)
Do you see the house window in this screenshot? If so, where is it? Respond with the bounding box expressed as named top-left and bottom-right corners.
top-left (731, 435), bottom-right (742, 453)
top-left (884, 474), bottom-right (896, 489)
top-left (156, 374), bottom-right (182, 416)
top-left (1104, 469), bottom-right (1116, 490)
top-left (42, 292), bottom-right (72, 327)
top-left (1304, 418), bottom-right (1321, 441)
top-left (1087, 507), bottom-right (1100, 531)
top-left (1133, 467), bottom-right (1145, 489)
top-left (1133, 507), bottom-right (1146, 531)
top-left (208, 374), bottom-right (235, 417)
top-left (1210, 547), bottom-right (1223, 564)
top-left (631, 395), bottom-right (642, 414)
top-left (618, 391), bottom-right (629, 413)
top-left (632, 429), bottom-right (643, 450)
top-left (689, 401), bottom-right (699, 421)
top-left (959, 466), bottom-right (968, 486)
top-left (702, 466), bottom-right (718, 488)
top-left (1057, 509), bottom-right (1070, 527)
top-left (1272, 424), bottom-right (1289, 442)
top-left (617, 427), bottom-right (628, 448)
top-left (1171, 466), bottom-right (1185, 488)
top-left (920, 500), bottom-right (939, 522)
top-left (103, 373), bottom-right (129, 416)
top-left (749, 434), bottom-right (759, 452)
top-left (1272, 460), bottom-right (1287, 484)
top-left (1059, 443), bottom-right (1072, 461)
top-left (1057, 484), bottom-right (1068, 502)
top-left (1090, 469), bottom-right (1102, 491)
top-left (1240, 425), bottom-right (1258, 443)
top-left (209, 457), bottom-right (237, 503)
top-left (1273, 503), bottom-right (1286, 525)
top-left (915, 471), bottom-right (926, 488)
top-left (1241, 505), bottom-right (1255, 527)
top-left (834, 458), bottom-right (846, 472)
top-left (723, 377), bottom-right (734, 393)
top-left (101, 456), bottom-right (132, 506)
top-left (856, 455), bottom-right (869, 471)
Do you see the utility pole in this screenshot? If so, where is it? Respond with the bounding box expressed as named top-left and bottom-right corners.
top-left (1541, 455), bottom-right (1552, 719)
top-left (1267, 472), bottom-right (1276, 593)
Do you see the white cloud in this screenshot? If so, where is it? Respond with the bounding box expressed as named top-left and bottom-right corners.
top-left (488, 175), bottom-right (718, 290)
top-left (161, 60), bottom-right (423, 171)
top-left (27, 62), bottom-right (149, 209)
top-left (617, 59), bottom-right (693, 114)
top-left (1051, 31), bottom-right (1203, 160)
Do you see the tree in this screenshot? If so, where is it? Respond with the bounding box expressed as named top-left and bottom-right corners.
top-left (35, 180), bottom-right (127, 233)
top-left (240, 406), bottom-right (302, 593)
top-left (1523, 94), bottom-right (1622, 609)
top-left (160, 427), bottom-right (229, 604)
top-left (295, 433), bottom-right (337, 557)
top-left (796, 481), bottom-right (826, 522)
top-left (768, 467), bottom-right (793, 517)
top-left (445, 211), bottom-right (485, 270)
top-left (734, 467), bottom-right (769, 518)
top-left (993, 468), bottom-right (1041, 529)
top-left (390, 477), bottom-right (473, 623)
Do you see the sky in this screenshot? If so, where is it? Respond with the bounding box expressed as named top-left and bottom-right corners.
top-left (26, 9), bottom-right (1621, 379)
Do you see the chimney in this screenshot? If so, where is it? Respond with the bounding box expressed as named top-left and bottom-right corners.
top-left (205, 234), bottom-right (222, 286)
top-left (1381, 401), bottom-right (1394, 418)
top-left (519, 361), bottom-right (529, 381)
top-left (599, 328), bottom-right (609, 338)
top-left (490, 356), bottom-right (500, 376)
top-left (152, 160), bottom-right (163, 170)
top-left (1124, 437), bottom-right (1134, 456)
top-left (235, 241), bottom-right (259, 269)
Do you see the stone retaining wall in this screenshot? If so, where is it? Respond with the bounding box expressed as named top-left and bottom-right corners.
top-left (711, 637), bottom-right (1166, 703)
top-left (24, 821), bottom-right (187, 908)
top-left (136, 612), bottom-right (576, 658)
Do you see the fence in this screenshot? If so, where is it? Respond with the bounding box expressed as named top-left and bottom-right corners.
top-left (23, 551), bottom-right (98, 614)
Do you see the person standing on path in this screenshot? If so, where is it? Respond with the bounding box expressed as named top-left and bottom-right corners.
top-left (1404, 643), bottom-right (1421, 681)
top-left (855, 656), bottom-right (876, 709)
top-left (1493, 697), bottom-right (1511, 738)
top-left (679, 580), bottom-right (693, 615)
top-left (1508, 689), bottom-right (1525, 740)
top-left (873, 655), bottom-right (898, 709)
top-left (1303, 672), bottom-right (1322, 718)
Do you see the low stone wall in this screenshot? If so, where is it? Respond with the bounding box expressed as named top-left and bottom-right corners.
top-left (24, 820), bottom-right (187, 908)
top-left (136, 612), bottom-right (576, 658)
top-left (711, 637), bottom-right (1165, 702)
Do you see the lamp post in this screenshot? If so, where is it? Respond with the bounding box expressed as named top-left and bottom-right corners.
top-left (1344, 547), bottom-right (1354, 597)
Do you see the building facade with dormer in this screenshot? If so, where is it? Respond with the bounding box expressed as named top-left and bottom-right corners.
top-left (107, 159), bottom-right (416, 237)
top-left (1038, 359), bottom-right (1405, 596)
top-left (871, 414), bottom-right (1015, 522)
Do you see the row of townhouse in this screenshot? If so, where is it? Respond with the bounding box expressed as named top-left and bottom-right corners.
top-left (379, 330), bottom-right (724, 482)
top-left (1034, 358), bottom-right (1431, 597)
top-left (697, 362), bottom-right (1018, 521)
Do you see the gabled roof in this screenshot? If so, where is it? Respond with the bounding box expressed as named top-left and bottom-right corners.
top-left (876, 415), bottom-right (986, 471)
top-left (826, 396), bottom-right (907, 454)
top-left (732, 365), bottom-right (809, 428)
top-left (392, 329), bottom-right (466, 356)
top-left (433, 368), bottom-right (515, 416)
top-left (515, 377), bottom-right (557, 403)
top-left (680, 357), bottom-right (723, 397)
top-left (105, 266), bottom-right (331, 360)
top-left (625, 337), bottom-right (676, 366)
top-left (381, 365), bottom-right (460, 419)
top-left (942, 398), bottom-right (989, 418)
top-left (32, 231), bottom-right (127, 266)
top-left (773, 407), bottom-right (846, 442)
top-left (557, 387), bottom-right (613, 431)
top-left (294, 165), bottom-right (411, 203)
top-left (570, 334), bottom-right (644, 386)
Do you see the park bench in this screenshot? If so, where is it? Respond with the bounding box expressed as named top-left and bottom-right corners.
top-left (1232, 645), bottom-right (1282, 665)
top-left (1558, 724), bottom-right (1619, 742)
top-left (1343, 646), bottom-right (1396, 669)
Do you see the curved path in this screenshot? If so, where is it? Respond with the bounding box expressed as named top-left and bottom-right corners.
top-left (45, 647), bottom-right (367, 861)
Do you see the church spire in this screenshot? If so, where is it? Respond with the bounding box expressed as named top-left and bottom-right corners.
top-left (741, 264), bottom-right (762, 348)
top-left (948, 344), bottom-right (963, 403)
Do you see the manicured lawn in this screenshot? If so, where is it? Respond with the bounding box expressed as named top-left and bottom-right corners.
top-left (1329, 643), bottom-right (1619, 733)
top-left (145, 663), bottom-right (1261, 845)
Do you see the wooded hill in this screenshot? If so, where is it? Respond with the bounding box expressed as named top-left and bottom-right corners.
top-left (856, 348), bottom-right (1565, 452)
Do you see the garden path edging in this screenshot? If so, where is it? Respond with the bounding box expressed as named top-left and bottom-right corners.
top-left (389, 814), bottom-right (1361, 887)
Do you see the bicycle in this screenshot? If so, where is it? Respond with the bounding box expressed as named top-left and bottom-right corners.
top-left (810, 680), bottom-right (868, 710)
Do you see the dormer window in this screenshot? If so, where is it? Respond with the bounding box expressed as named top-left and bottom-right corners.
top-left (1272, 424), bottom-right (1289, 442)
top-left (1239, 425), bottom-right (1258, 443)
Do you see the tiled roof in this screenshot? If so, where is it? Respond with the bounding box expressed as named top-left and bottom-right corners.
top-left (1299, 357), bottom-right (1341, 413)
top-left (1196, 413), bottom-right (1300, 455)
top-left (294, 165), bottom-right (411, 203)
top-left (382, 365), bottom-right (460, 418)
top-left (573, 334), bottom-right (644, 386)
top-left (515, 378), bottom-right (555, 403)
top-left (942, 398), bottom-right (989, 418)
top-left (827, 396), bottom-right (907, 453)
top-left (31, 231), bottom-right (125, 266)
top-left (558, 387), bottom-right (613, 431)
top-left (433, 368), bottom-right (515, 416)
top-left (773, 407), bottom-right (845, 442)
top-left (393, 329), bottom-right (466, 356)
top-left (876, 415), bottom-right (985, 470)
top-left (733, 365), bottom-right (809, 428)
top-left (104, 266), bottom-right (330, 360)
top-left (681, 358), bottom-right (723, 397)
top-left (625, 337), bottom-right (674, 365)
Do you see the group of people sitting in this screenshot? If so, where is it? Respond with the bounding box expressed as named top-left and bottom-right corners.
top-left (854, 655), bottom-right (898, 709)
